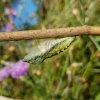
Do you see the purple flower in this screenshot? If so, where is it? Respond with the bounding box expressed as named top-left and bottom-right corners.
top-left (5, 7), bottom-right (17, 16)
top-left (3, 23), bottom-right (14, 32)
top-left (10, 60), bottom-right (29, 78)
top-left (5, 7), bottom-right (17, 20)
top-left (0, 60), bottom-right (29, 81)
top-left (0, 66), bottom-right (11, 81)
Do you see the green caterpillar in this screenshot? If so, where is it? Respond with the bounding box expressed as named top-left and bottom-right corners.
top-left (23, 37), bottom-right (75, 64)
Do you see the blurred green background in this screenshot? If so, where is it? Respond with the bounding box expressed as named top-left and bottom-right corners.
top-left (0, 0), bottom-right (100, 100)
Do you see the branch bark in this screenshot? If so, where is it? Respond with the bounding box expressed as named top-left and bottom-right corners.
top-left (0, 26), bottom-right (100, 41)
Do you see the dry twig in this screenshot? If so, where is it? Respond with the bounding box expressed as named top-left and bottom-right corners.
top-left (0, 26), bottom-right (100, 41)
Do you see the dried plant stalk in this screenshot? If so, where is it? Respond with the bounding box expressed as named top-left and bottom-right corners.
top-left (0, 26), bottom-right (100, 41)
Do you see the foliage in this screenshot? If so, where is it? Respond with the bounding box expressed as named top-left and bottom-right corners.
top-left (0, 0), bottom-right (100, 100)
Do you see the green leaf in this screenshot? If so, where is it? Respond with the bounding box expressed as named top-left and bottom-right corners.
top-left (95, 93), bottom-right (100, 100)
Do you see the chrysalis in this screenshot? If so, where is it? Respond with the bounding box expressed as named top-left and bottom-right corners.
top-left (23, 37), bottom-right (75, 64)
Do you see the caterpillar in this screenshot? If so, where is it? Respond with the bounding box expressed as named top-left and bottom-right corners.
top-left (23, 37), bottom-right (75, 64)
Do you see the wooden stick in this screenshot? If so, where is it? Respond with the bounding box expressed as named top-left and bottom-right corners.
top-left (0, 26), bottom-right (100, 41)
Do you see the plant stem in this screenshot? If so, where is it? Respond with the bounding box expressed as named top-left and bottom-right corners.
top-left (0, 26), bottom-right (100, 41)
